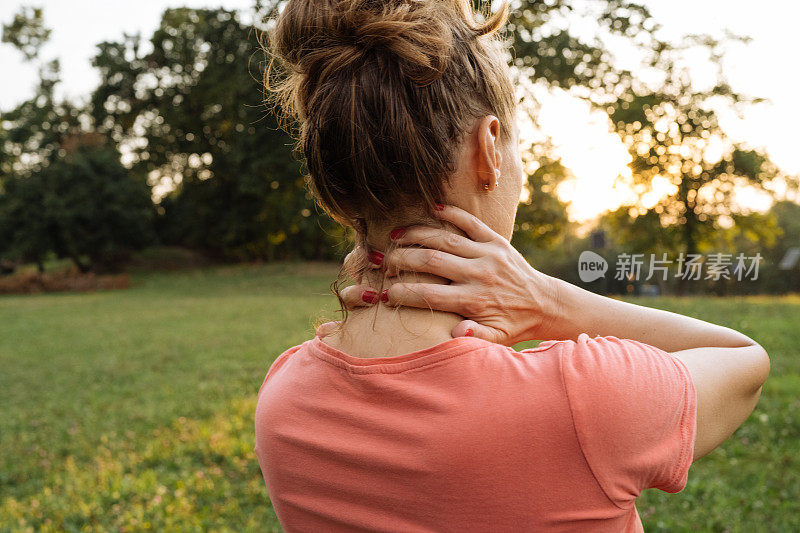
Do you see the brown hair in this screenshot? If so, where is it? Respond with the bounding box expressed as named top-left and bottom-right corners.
top-left (263, 0), bottom-right (516, 228)
top-left (263, 0), bottom-right (516, 325)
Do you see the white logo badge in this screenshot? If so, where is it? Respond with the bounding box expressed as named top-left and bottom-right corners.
top-left (578, 251), bottom-right (608, 282)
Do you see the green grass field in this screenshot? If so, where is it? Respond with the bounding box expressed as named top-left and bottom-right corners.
top-left (1, 263), bottom-right (798, 531)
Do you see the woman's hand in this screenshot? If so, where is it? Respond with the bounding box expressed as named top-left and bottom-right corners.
top-left (317, 205), bottom-right (560, 346)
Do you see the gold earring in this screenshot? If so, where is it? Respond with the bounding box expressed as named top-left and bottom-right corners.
top-left (483, 183), bottom-right (490, 191)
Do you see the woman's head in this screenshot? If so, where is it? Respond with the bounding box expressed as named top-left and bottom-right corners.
top-left (265, 0), bottom-right (523, 241)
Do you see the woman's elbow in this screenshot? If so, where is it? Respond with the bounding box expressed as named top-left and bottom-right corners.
top-left (750, 343), bottom-right (770, 394)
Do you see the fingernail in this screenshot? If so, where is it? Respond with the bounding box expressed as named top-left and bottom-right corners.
top-left (464, 328), bottom-right (474, 337)
top-left (362, 290), bottom-right (378, 304)
top-left (434, 203), bottom-right (445, 211)
top-left (390, 227), bottom-right (406, 240)
top-left (367, 251), bottom-right (384, 265)
top-left (380, 289), bottom-right (389, 303)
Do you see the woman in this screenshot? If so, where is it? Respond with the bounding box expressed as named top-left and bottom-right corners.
top-left (255, 0), bottom-right (769, 531)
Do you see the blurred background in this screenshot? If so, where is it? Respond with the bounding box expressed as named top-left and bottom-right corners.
top-left (1, 1), bottom-right (799, 531)
top-left (1, 0), bottom-right (798, 294)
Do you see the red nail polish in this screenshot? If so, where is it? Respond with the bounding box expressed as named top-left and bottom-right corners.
top-left (362, 290), bottom-right (378, 304)
top-left (367, 251), bottom-right (384, 265)
top-left (380, 289), bottom-right (389, 303)
top-left (434, 203), bottom-right (445, 211)
top-left (390, 227), bottom-right (406, 240)
top-left (464, 328), bottom-right (474, 337)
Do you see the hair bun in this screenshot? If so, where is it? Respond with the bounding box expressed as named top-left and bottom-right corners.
top-left (342, 0), bottom-right (453, 86)
top-left (264, 0), bottom-right (515, 229)
top-left (271, 0), bottom-right (454, 91)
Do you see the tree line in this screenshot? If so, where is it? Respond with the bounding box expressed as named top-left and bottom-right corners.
top-left (0, 1), bottom-right (796, 291)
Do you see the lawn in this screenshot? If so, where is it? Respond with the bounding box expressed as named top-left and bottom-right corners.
top-left (1, 263), bottom-right (798, 531)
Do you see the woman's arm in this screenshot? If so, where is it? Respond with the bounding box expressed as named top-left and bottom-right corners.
top-left (546, 275), bottom-right (769, 461)
top-left (546, 273), bottom-right (757, 351)
top-left (327, 204), bottom-right (769, 461)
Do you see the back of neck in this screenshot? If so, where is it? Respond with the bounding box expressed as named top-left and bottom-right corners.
top-left (323, 270), bottom-right (463, 358)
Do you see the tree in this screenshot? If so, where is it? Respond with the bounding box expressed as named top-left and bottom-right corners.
top-left (1, 7), bottom-right (74, 185)
top-left (500, 1), bottom-right (788, 266)
top-left (512, 154), bottom-right (573, 252)
top-left (0, 59), bottom-right (81, 181)
top-left (596, 33), bottom-right (788, 294)
top-left (1, 8), bottom-right (154, 273)
top-left (499, 0), bottom-right (663, 247)
top-left (1, 6), bottom-right (50, 61)
top-left (49, 137), bottom-right (155, 272)
top-left (504, 0), bottom-right (656, 95)
top-left (89, 1), bottom-right (684, 259)
top-left (91, 8), bottom-right (344, 261)
top-left (607, 86), bottom-right (781, 253)
top-left (743, 200), bottom-right (800, 294)
top-left (0, 167), bottom-right (54, 272)
top-left (0, 137), bottom-right (155, 272)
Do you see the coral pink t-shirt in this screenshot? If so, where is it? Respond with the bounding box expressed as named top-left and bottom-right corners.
top-left (254, 333), bottom-right (696, 532)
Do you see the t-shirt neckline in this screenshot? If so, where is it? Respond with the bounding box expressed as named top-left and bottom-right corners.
top-left (308, 335), bottom-right (493, 374)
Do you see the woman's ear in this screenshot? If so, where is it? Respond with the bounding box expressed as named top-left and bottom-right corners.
top-left (473, 115), bottom-right (502, 191)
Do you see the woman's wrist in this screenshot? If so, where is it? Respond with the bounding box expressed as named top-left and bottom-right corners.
top-left (536, 277), bottom-right (633, 342)
top-left (533, 276), bottom-right (613, 342)
top-left (522, 272), bottom-right (565, 342)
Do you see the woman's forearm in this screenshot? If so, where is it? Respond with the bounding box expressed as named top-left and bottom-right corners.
top-left (540, 276), bottom-right (758, 352)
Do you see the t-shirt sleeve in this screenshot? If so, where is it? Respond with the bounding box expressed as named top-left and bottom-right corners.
top-left (257, 344), bottom-right (303, 397)
top-left (559, 333), bottom-right (697, 506)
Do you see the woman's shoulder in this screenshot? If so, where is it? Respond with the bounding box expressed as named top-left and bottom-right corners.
top-left (257, 339), bottom-right (313, 394)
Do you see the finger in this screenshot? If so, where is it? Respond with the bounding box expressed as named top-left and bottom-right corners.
top-left (315, 321), bottom-right (340, 338)
top-left (451, 320), bottom-right (507, 345)
top-left (340, 284), bottom-right (380, 308)
top-left (391, 225), bottom-right (483, 259)
top-left (384, 247), bottom-right (472, 281)
top-left (385, 282), bottom-right (464, 314)
top-left (432, 204), bottom-right (499, 243)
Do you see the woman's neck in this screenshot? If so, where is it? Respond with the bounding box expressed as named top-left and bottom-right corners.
top-left (322, 269), bottom-right (464, 358)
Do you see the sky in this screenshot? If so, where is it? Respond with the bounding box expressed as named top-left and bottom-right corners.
top-left (1, 0), bottom-right (798, 222)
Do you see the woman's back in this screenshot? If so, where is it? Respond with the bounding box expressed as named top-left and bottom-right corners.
top-left (255, 334), bottom-right (696, 532)
top-left (256, 0), bottom-right (766, 527)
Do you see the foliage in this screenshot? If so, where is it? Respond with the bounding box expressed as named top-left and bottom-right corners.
top-left (1, 265), bottom-right (799, 530)
top-left (598, 34), bottom-right (783, 261)
top-left (0, 140), bottom-right (155, 272)
top-left (0, 163), bottom-right (53, 271)
top-left (524, 201), bottom-right (796, 296)
top-left (91, 8), bottom-right (344, 261)
top-left (737, 201), bottom-right (800, 294)
top-left (0, 11), bottom-right (155, 273)
top-left (0, 6), bottom-right (71, 188)
top-left (504, 0), bottom-right (656, 95)
top-left (2, 1), bottom-right (796, 269)
top-left (607, 93), bottom-right (781, 257)
top-left (0, 59), bottom-right (82, 182)
top-left (1, 5), bottom-right (50, 61)
top-left (490, 0), bottom-right (666, 246)
top-left (512, 155), bottom-right (573, 252)
top-left (503, 0), bottom-right (787, 256)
